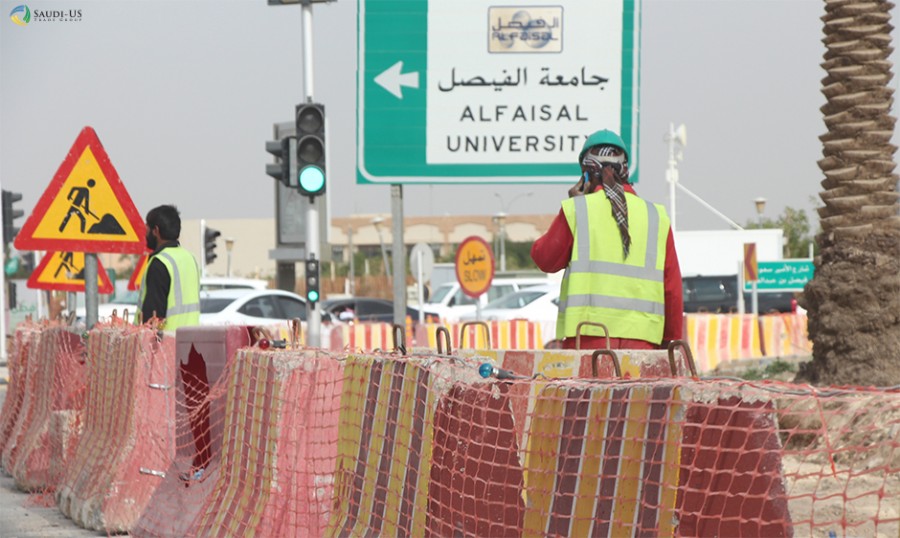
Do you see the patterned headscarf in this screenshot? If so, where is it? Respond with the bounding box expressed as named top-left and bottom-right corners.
top-left (582, 145), bottom-right (631, 258)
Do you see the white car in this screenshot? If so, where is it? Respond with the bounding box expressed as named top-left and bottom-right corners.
top-left (459, 284), bottom-right (560, 324)
top-left (422, 277), bottom-right (551, 323)
top-left (199, 288), bottom-right (329, 327)
top-left (200, 277), bottom-right (269, 292)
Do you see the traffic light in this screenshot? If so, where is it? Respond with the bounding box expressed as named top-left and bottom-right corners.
top-left (295, 103), bottom-right (326, 199)
top-left (204, 227), bottom-right (221, 266)
top-left (20, 252), bottom-right (34, 274)
top-left (2, 190), bottom-right (24, 248)
top-left (305, 257), bottom-right (320, 304)
top-left (265, 136), bottom-right (297, 187)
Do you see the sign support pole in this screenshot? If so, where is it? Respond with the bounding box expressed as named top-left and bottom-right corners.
top-left (301, 0), bottom-right (321, 348)
top-left (391, 185), bottom-right (406, 325)
top-left (417, 249), bottom-right (424, 324)
top-left (84, 253), bottom-right (98, 329)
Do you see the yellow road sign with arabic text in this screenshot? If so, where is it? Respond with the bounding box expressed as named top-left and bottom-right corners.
top-left (455, 236), bottom-right (495, 298)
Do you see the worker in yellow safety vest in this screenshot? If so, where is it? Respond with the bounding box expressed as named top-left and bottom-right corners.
top-left (139, 204), bottom-right (201, 331)
top-left (531, 129), bottom-right (684, 350)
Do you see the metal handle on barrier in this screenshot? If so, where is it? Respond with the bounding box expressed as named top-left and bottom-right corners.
top-left (251, 326), bottom-right (275, 348)
top-left (392, 323), bottom-right (407, 355)
top-left (459, 321), bottom-right (491, 349)
top-left (290, 318), bottom-right (302, 348)
top-left (667, 340), bottom-right (698, 377)
top-left (591, 349), bottom-right (621, 378)
top-left (575, 321), bottom-right (610, 350)
top-left (435, 326), bottom-right (452, 355)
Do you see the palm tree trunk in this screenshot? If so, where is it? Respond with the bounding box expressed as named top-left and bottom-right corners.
top-left (799, 0), bottom-right (900, 386)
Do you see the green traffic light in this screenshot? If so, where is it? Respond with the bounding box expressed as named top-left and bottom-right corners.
top-left (307, 290), bottom-right (319, 303)
top-left (299, 166), bottom-right (325, 194)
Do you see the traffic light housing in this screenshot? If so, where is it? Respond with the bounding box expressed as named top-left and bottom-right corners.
top-left (20, 252), bottom-right (34, 274)
top-left (204, 227), bottom-right (221, 266)
top-left (2, 190), bottom-right (24, 248)
top-left (305, 257), bottom-right (320, 304)
top-left (295, 103), bottom-right (326, 199)
top-left (265, 136), bottom-right (297, 187)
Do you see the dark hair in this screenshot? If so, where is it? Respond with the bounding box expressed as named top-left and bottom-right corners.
top-left (146, 205), bottom-right (181, 240)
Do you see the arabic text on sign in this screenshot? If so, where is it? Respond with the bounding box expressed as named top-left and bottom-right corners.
top-left (438, 67), bottom-right (608, 92)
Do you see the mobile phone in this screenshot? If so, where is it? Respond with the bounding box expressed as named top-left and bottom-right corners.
top-left (581, 172), bottom-right (589, 192)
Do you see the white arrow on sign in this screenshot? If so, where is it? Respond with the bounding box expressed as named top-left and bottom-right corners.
top-left (374, 61), bottom-right (419, 99)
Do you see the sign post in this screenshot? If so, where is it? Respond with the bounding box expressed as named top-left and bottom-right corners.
top-left (743, 242), bottom-right (758, 316)
top-left (455, 236), bottom-right (495, 321)
top-left (357, 0), bottom-right (641, 185)
top-left (410, 242), bottom-right (435, 323)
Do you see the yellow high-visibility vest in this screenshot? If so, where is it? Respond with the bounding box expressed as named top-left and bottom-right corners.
top-left (138, 246), bottom-right (201, 331)
top-left (556, 191), bottom-right (670, 344)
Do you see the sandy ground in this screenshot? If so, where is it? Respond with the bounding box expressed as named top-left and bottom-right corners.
top-left (783, 455), bottom-right (900, 538)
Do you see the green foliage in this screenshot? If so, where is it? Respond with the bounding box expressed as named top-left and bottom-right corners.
top-left (739, 359), bottom-right (797, 381)
top-left (503, 242), bottom-right (538, 271)
top-left (745, 205), bottom-right (817, 258)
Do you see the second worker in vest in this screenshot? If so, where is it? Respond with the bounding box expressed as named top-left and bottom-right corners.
top-left (531, 129), bottom-right (684, 350)
top-left (139, 204), bottom-right (201, 330)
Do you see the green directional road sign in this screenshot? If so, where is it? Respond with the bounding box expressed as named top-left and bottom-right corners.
top-left (743, 260), bottom-right (814, 292)
top-left (357, 0), bottom-right (641, 184)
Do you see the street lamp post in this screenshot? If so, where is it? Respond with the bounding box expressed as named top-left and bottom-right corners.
top-left (225, 237), bottom-right (235, 277)
top-left (754, 197), bottom-right (767, 228)
top-left (493, 191), bottom-right (533, 272)
top-left (347, 226), bottom-right (355, 295)
top-left (372, 217), bottom-right (391, 280)
top-left (494, 212), bottom-right (508, 272)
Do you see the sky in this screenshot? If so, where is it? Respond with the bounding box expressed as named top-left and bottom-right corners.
top-left (1, 0), bottom-right (898, 235)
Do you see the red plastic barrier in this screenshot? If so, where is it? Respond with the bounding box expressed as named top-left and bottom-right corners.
top-left (0, 324), bottom-right (39, 473)
top-left (132, 325), bottom-right (252, 538)
top-left (56, 326), bottom-right (177, 533)
top-left (186, 348), bottom-right (342, 537)
top-left (10, 327), bottom-right (84, 491)
top-left (677, 394), bottom-right (792, 537)
top-left (428, 380), bottom-right (525, 536)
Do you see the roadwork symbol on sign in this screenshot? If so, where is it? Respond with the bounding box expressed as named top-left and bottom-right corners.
top-left (15, 126), bottom-right (147, 254)
top-left (27, 251), bottom-right (114, 293)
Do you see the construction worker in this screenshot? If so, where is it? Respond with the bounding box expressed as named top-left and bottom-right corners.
top-left (139, 204), bottom-right (201, 330)
top-left (531, 129), bottom-right (684, 350)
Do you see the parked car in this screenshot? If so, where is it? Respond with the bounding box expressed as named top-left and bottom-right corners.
top-left (682, 275), bottom-right (796, 314)
top-left (200, 288), bottom-right (331, 326)
top-left (74, 289), bottom-right (140, 325)
top-left (422, 277), bottom-right (551, 322)
top-left (458, 284), bottom-right (559, 323)
top-left (321, 297), bottom-right (437, 323)
top-left (200, 277), bottom-right (269, 291)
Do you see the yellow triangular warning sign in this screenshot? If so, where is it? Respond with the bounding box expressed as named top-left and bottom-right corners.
top-left (15, 127), bottom-right (146, 254)
top-left (27, 251), bottom-right (115, 293)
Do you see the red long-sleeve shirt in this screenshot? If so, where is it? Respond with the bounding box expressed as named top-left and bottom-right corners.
top-left (531, 184), bottom-right (684, 350)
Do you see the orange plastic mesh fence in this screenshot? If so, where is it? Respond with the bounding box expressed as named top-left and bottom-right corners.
top-left (1, 324), bottom-right (899, 537)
